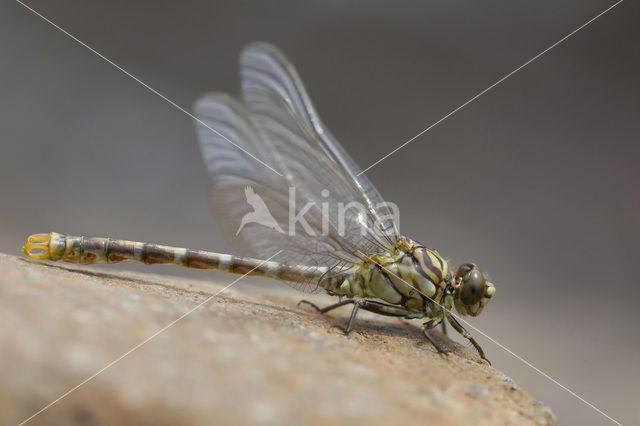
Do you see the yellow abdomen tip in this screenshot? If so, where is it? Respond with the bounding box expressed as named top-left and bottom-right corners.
top-left (23, 233), bottom-right (52, 260)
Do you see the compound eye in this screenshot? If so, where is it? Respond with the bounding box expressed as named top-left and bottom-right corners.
top-left (456, 263), bottom-right (476, 280)
top-left (460, 268), bottom-right (484, 305)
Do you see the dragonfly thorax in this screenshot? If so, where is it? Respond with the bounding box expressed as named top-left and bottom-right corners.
top-left (319, 238), bottom-right (495, 321)
top-left (321, 238), bottom-right (451, 314)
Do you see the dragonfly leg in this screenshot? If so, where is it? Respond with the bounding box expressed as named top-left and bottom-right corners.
top-left (297, 299), bottom-right (355, 314)
top-left (343, 300), bottom-right (416, 335)
top-left (343, 301), bottom-right (361, 334)
top-left (298, 299), bottom-right (360, 335)
top-left (422, 317), bottom-right (449, 354)
top-left (297, 299), bottom-right (360, 335)
top-left (441, 317), bottom-right (448, 335)
top-left (301, 299), bottom-right (413, 335)
top-left (356, 300), bottom-right (415, 317)
top-left (446, 313), bottom-right (490, 365)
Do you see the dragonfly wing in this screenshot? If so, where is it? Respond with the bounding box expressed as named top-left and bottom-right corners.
top-left (194, 43), bottom-right (399, 281)
top-left (240, 42), bottom-right (399, 243)
top-left (194, 93), bottom-right (269, 183)
top-left (194, 95), bottom-right (365, 281)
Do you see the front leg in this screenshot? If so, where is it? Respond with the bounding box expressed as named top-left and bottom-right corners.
top-left (446, 313), bottom-right (490, 365)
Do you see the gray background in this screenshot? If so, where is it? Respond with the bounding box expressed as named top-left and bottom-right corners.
top-left (1, 1), bottom-right (638, 424)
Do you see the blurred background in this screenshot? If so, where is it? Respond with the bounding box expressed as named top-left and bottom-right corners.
top-left (1, 0), bottom-right (638, 424)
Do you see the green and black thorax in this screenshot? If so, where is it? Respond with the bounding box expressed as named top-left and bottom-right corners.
top-left (320, 236), bottom-right (495, 320)
top-left (321, 237), bottom-right (448, 316)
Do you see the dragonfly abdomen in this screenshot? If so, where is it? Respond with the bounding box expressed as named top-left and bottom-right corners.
top-left (25, 232), bottom-right (208, 267)
top-left (23, 232), bottom-right (325, 283)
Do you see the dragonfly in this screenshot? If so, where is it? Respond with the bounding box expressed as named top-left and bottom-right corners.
top-left (23, 42), bottom-right (496, 363)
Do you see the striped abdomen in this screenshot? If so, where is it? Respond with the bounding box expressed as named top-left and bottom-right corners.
top-left (23, 232), bottom-right (324, 283)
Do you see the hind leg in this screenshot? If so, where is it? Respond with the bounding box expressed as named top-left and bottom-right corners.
top-left (299, 298), bottom-right (412, 335)
top-left (297, 299), bottom-right (354, 314)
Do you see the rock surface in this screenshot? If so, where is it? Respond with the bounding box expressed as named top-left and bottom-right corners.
top-left (0, 253), bottom-right (556, 425)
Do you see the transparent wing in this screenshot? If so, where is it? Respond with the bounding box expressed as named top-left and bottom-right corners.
top-left (193, 43), bottom-right (398, 280)
top-left (195, 95), bottom-right (376, 268)
top-left (240, 42), bottom-right (398, 241)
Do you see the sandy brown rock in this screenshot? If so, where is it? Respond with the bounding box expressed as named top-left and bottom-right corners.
top-left (0, 253), bottom-right (556, 426)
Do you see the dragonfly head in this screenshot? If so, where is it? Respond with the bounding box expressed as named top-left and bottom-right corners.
top-left (452, 263), bottom-right (495, 317)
